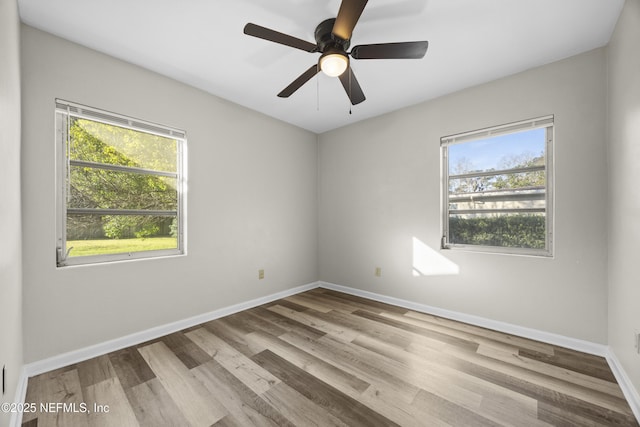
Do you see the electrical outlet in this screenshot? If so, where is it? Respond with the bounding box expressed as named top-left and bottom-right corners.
top-left (258, 269), bottom-right (264, 280)
top-left (375, 267), bottom-right (382, 277)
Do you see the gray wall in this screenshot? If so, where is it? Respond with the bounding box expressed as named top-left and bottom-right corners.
top-left (319, 48), bottom-right (609, 344)
top-left (607, 0), bottom-right (640, 397)
top-left (21, 25), bottom-right (318, 363)
top-left (0, 0), bottom-right (23, 422)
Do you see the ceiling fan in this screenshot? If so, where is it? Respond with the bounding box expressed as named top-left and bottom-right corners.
top-left (243, 0), bottom-right (429, 105)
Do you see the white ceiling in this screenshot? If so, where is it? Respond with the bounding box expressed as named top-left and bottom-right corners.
top-left (18, 0), bottom-right (624, 134)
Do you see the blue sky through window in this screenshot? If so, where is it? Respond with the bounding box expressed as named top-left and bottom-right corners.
top-left (448, 127), bottom-right (545, 173)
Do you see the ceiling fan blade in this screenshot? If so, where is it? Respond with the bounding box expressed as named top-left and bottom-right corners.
top-left (278, 64), bottom-right (320, 98)
top-left (244, 23), bottom-right (317, 52)
top-left (338, 66), bottom-right (366, 105)
top-left (351, 41), bottom-right (429, 59)
top-left (332, 0), bottom-right (368, 41)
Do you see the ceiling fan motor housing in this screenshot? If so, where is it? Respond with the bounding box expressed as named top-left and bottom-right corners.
top-left (315, 18), bottom-right (350, 52)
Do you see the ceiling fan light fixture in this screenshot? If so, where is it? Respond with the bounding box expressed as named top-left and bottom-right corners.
top-left (243, 1), bottom-right (428, 105)
top-left (319, 51), bottom-right (348, 77)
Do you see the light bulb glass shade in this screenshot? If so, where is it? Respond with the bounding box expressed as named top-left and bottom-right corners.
top-left (320, 52), bottom-right (348, 77)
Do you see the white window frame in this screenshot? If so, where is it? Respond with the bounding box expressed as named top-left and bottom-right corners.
top-left (55, 99), bottom-right (187, 267)
top-left (441, 115), bottom-right (554, 257)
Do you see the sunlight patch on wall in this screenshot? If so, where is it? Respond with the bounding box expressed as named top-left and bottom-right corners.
top-left (412, 237), bottom-right (459, 276)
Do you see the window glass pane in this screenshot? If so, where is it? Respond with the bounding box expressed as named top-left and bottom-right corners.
top-left (68, 166), bottom-right (177, 210)
top-left (69, 117), bottom-right (177, 173)
top-left (448, 212), bottom-right (546, 249)
top-left (66, 214), bottom-right (178, 257)
top-left (443, 120), bottom-right (552, 255)
top-left (449, 170), bottom-right (546, 194)
top-left (56, 100), bottom-right (185, 266)
top-left (448, 128), bottom-right (545, 175)
top-left (449, 189), bottom-right (546, 212)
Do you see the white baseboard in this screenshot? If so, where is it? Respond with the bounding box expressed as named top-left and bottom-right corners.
top-left (24, 281), bottom-right (320, 378)
top-left (9, 367), bottom-right (29, 427)
top-left (318, 281), bottom-right (608, 357)
top-left (607, 349), bottom-right (640, 423)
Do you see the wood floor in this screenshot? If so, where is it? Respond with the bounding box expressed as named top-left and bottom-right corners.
top-left (22, 288), bottom-right (638, 426)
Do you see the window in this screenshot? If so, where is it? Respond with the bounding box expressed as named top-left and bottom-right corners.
top-left (55, 100), bottom-right (186, 266)
top-left (441, 116), bottom-right (553, 256)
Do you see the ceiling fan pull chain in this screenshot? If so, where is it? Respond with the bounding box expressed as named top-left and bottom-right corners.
top-left (317, 63), bottom-right (320, 111)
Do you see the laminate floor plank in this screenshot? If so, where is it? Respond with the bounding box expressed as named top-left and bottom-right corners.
top-left (246, 306), bottom-right (327, 340)
top-left (137, 341), bottom-right (227, 426)
top-left (185, 327), bottom-right (281, 395)
top-left (212, 415), bottom-right (244, 427)
top-left (156, 332), bottom-right (213, 370)
top-left (268, 305), bottom-right (360, 342)
top-left (411, 389), bottom-right (502, 427)
top-left (352, 332), bottom-right (546, 426)
top-left (403, 309), bottom-right (556, 356)
top-left (252, 349), bottom-right (399, 427)
top-left (29, 368), bottom-right (88, 427)
top-left (83, 377), bottom-right (139, 427)
top-left (381, 310), bottom-right (522, 355)
top-left (22, 366), bottom-right (76, 424)
top-left (313, 288), bottom-right (410, 314)
top-left (77, 355), bottom-right (117, 389)
top-left (445, 344), bottom-right (633, 417)
top-left (283, 294), bottom-right (337, 313)
top-left (315, 333), bottom-right (486, 411)
top-left (261, 298), bottom-right (309, 312)
top-left (299, 290), bottom-right (360, 313)
top-left (247, 331), bottom-right (450, 427)
top-left (124, 378), bottom-right (190, 427)
top-left (476, 344), bottom-right (624, 399)
top-left (479, 392), bottom-right (552, 427)
top-left (259, 382), bottom-right (350, 427)
top-left (318, 307), bottom-right (451, 353)
top-left (279, 330), bottom-right (422, 404)
top-left (244, 330), bottom-right (370, 395)
top-left (107, 347), bottom-right (156, 390)
top-left (359, 383), bottom-right (453, 427)
top-left (22, 289), bottom-right (639, 427)
top-left (398, 333), bottom-right (632, 426)
top-left (354, 309), bottom-right (480, 352)
top-left (537, 401), bottom-right (611, 427)
top-left (192, 360), bottom-right (290, 427)
top-left (227, 309), bottom-right (289, 337)
top-left (519, 347), bottom-right (617, 383)
top-left (202, 317), bottom-right (263, 357)
top-left (444, 347), bottom-right (636, 426)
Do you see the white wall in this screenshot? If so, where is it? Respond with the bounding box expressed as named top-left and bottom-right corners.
top-left (0, 0), bottom-right (23, 422)
top-left (21, 25), bottom-right (318, 363)
top-left (319, 48), bottom-right (609, 344)
top-left (607, 0), bottom-right (640, 397)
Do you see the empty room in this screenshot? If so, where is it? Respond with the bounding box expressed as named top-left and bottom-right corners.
top-left (2, 0), bottom-right (640, 426)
